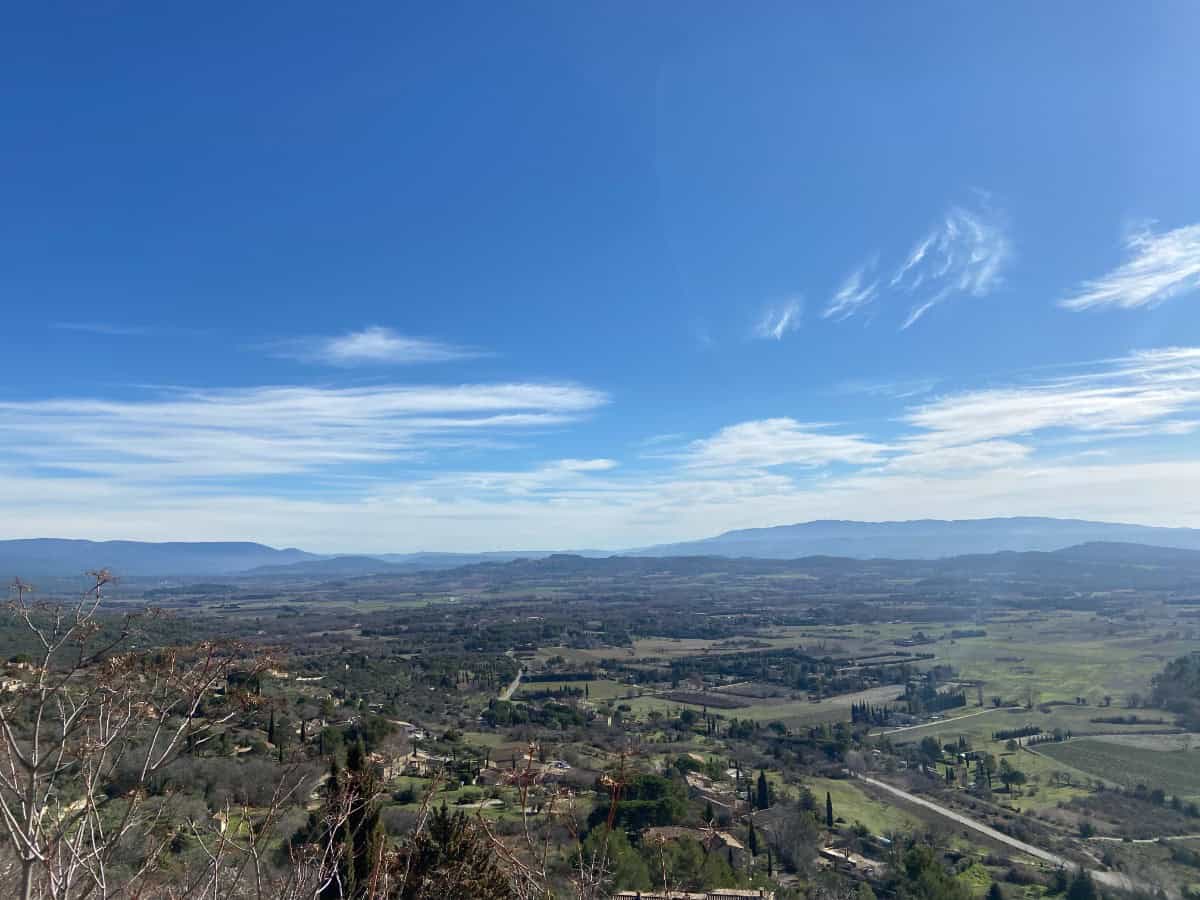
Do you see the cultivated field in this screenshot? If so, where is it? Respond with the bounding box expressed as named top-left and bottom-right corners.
top-left (1035, 738), bottom-right (1200, 799)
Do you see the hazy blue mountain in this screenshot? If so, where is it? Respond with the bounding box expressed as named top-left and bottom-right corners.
top-left (376, 551), bottom-right (544, 568)
top-left (432, 540), bottom-right (1200, 588)
top-left (245, 555), bottom-right (401, 577)
top-left (634, 517), bottom-right (1200, 560)
top-left (0, 539), bottom-right (319, 577)
top-left (9, 517), bottom-right (1200, 578)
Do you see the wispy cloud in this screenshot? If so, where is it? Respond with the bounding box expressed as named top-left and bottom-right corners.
top-left (753, 299), bottom-right (803, 340)
top-left (822, 198), bottom-right (1011, 330)
top-left (684, 418), bottom-right (889, 469)
top-left (879, 440), bottom-right (1031, 474)
top-left (1060, 222), bottom-right (1200, 311)
top-left (0, 382), bottom-right (607, 482)
top-left (824, 259), bottom-right (879, 321)
top-left (686, 347), bottom-right (1200, 477)
top-left (892, 204), bottom-right (1011, 328)
top-left (902, 346), bottom-right (1200, 449)
top-left (273, 326), bottom-right (479, 366)
top-left (10, 347), bottom-right (1200, 552)
top-left (890, 234), bottom-right (936, 289)
top-left (834, 376), bottom-right (938, 399)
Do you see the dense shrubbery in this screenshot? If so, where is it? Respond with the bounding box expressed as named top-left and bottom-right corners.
top-left (1152, 654), bottom-right (1200, 728)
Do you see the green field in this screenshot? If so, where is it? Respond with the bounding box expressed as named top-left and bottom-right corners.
top-left (887, 703), bottom-right (1176, 748)
top-left (1035, 738), bottom-right (1200, 798)
top-left (933, 613), bottom-right (1196, 704)
top-left (623, 683), bottom-right (907, 728)
top-left (886, 704), bottom-right (1192, 813)
top-left (804, 776), bottom-right (926, 836)
top-left (793, 612), bottom-right (1193, 708)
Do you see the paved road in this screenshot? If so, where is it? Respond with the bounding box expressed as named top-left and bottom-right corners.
top-left (876, 706), bottom-right (1021, 736)
top-left (499, 668), bottom-right (523, 701)
top-left (1091, 833), bottom-right (1200, 844)
top-left (855, 775), bottom-right (1143, 893)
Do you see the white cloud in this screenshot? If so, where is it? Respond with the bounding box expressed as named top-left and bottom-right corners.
top-left (1060, 222), bottom-right (1200, 311)
top-left (902, 347), bottom-right (1200, 449)
top-left (824, 260), bottom-right (879, 321)
top-left (892, 204), bottom-right (1011, 328)
top-left (684, 418), bottom-right (889, 469)
top-left (0, 382), bottom-right (608, 481)
top-left (8, 347), bottom-right (1200, 552)
top-left (890, 233), bottom-right (935, 289)
top-left (549, 458), bottom-right (618, 473)
top-left (6, 453), bottom-right (1200, 553)
top-left (879, 440), bottom-right (1031, 474)
top-left (753, 299), bottom-right (803, 340)
top-left (276, 326), bottom-right (478, 365)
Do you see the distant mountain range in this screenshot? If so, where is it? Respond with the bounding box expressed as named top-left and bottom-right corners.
top-left (6, 516), bottom-right (1200, 576)
top-left (0, 541), bottom-right (570, 579)
top-left (635, 517), bottom-right (1200, 560)
top-left (0, 539), bottom-right (317, 577)
top-left (437, 540), bottom-right (1200, 585)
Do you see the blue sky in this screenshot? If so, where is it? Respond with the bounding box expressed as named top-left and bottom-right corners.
top-left (3, 3), bottom-right (1200, 551)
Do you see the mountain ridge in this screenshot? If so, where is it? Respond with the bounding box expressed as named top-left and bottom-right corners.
top-left (634, 516), bottom-right (1200, 560)
top-left (7, 516), bottom-right (1200, 576)
top-left (0, 539), bottom-right (318, 577)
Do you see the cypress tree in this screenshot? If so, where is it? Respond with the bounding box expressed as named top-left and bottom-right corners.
top-left (756, 770), bottom-right (770, 810)
top-left (826, 791), bottom-right (834, 828)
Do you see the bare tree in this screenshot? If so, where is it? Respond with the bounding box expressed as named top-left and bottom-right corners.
top-left (0, 573), bottom-right (269, 900)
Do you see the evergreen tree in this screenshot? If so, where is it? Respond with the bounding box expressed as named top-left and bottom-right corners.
top-left (704, 799), bottom-right (715, 824)
top-left (826, 791), bottom-right (835, 828)
top-left (986, 883), bottom-right (1005, 900)
top-left (402, 805), bottom-right (518, 898)
top-left (894, 845), bottom-right (972, 900)
top-left (748, 821), bottom-right (759, 857)
top-left (1066, 871), bottom-right (1098, 900)
top-left (756, 770), bottom-right (770, 810)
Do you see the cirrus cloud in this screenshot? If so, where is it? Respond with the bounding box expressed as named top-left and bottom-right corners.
top-left (753, 299), bottom-right (803, 340)
top-left (1060, 222), bottom-right (1200, 311)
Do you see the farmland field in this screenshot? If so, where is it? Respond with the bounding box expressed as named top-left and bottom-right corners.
top-left (1035, 738), bottom-right (1200, 798)
top-left (887, 703), bottom-right (1178, 747)
top-left (624, 683), bottom-right (907, 728)
top-left (804, 775), bottom-right (926, 836)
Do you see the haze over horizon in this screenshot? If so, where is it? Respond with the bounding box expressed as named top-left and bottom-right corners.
top-left (4, 5), bottom-right (1200, 552)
